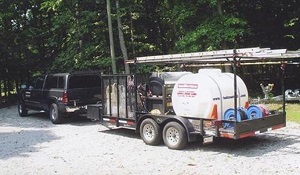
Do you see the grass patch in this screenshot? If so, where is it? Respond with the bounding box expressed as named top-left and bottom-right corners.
top-left (286, 103), bottom-right (300, 123)
top-left (268, 103), bottom-right (300, 123)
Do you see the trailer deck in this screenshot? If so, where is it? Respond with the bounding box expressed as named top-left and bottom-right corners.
top-left (88, 47), bottom-right (300, 149)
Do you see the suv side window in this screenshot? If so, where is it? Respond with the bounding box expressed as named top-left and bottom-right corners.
top-left (45, 76), bottom-right (64, 89)
top-left (35, 77), bottom-right (45, 89)
top-left (45, 76), bottom-right (56, 89)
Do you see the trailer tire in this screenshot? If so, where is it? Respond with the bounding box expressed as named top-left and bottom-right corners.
top-left (140, 118), bottom-right (162, 146)
top-left (49, 103), bottom-right (63, 124)
top-left (18, 101), bottom-right (28, 117)
top-left (163, 122), bottom-right (187, 150)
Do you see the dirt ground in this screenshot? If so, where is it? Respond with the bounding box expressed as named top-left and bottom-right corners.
top-left (1, 105), bottom-right (300, 175)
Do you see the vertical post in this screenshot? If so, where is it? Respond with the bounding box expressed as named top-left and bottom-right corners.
top-left (233, 50), bottom-right (238, 121)
top-left (101, 75), bottom-right (105, 120)
top-left (134, 74), bottom-right (138, 119)
top-left (125, 75), bottom-right (128, 118)
top-left (116, 75), bottom-right (120, 118)
top-left (108, 78), bottom-right (112, 116)
top-left (281, 62), bottom-right (286, 116)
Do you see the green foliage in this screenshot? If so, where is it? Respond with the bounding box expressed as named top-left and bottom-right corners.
top-left (0, 0), bottom-right (300, 99)
top-left (197, 0), bottom-right (218, 7)
top-left (40, 0), bottom-right (62, 11)
top-left (41, 0), bottom-right (112, 73)
top-left (175, 15), bottom-right (248, 52)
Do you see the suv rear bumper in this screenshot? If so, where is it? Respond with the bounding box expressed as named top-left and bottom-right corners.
top-left (66, 106), bottom-right (82, 112)
top-left (59, 105), bottom-right (87, 114)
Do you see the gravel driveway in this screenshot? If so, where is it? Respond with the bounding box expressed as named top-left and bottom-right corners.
top-left (1, 105), bottom-right (300, 175)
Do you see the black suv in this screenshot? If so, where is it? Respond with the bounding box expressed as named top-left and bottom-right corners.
top-left (18, 72), bottom-right (101, 124)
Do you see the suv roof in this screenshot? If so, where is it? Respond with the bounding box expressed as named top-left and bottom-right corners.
top-left (48, 71), bottom-right (101, 76)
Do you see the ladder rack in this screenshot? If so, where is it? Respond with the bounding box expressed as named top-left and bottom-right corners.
top-left (129, 47), bottom-right (300, 64)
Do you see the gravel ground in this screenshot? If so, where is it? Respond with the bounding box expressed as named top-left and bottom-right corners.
top-left (1, 105), bottom-right (300, 175)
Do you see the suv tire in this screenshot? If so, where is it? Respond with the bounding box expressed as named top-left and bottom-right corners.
top-left (49, 103), bottom-right (63, 124)
top-left (18, 101), bottom-right (28, 117)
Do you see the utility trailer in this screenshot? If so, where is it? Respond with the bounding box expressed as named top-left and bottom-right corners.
top-left (88, 47), bottom-right (300, 150)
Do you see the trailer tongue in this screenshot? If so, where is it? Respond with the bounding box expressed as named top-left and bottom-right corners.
top-left (88, 47), bottom-right (300, 150)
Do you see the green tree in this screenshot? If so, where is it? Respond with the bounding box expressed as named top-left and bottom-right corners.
top-left (236, 0), bottom-right (300, 50)
top-left (41, 0), bottom-right (114, 73)
top-left (174, 0), bottom-right (248, 52)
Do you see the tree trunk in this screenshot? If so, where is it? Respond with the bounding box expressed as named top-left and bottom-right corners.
top-left (76, 2), bottom-right (83, 62)
top-left (106, 0), bottom-right (117, 74)
top-left (129, 10), bottom-right (135, 56)
top-left (217, 0), bottom-right (223, 15)
top-left (0, 79), bottom-right (2, 100)
top-left (217, 0), bottom-right (232, 72)
top-left (116, 0), bottom-right (130, 74)
top-left (4, 73), bottom-right (8, 97)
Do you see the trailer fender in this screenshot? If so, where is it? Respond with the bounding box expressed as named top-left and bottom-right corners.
top-left (136, 114), bottom-right (197, 142)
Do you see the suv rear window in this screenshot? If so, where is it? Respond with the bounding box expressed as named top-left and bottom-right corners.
top-left (68, 75), bottom-right (101, 89)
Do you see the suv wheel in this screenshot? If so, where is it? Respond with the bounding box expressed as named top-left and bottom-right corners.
top-left (18, 101), bottom-right (28, 117)
top-left (49, 103), bottom-right (63, 124)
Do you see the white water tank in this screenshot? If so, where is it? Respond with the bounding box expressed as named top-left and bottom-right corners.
top-left (171, 69), bottom-right (248, 120)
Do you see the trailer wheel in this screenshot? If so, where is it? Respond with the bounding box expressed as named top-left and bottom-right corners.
top-left (18, 101), bottom-right (28, 117)
top-left (163, 122), bottom-right (187, 150)
top-left (49, 103), bottom-right (63, 124)
top-left (140, 118), bottom-right (162, 145)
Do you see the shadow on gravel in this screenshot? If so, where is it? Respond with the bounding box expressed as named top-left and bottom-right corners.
top-left (187, 133), bottom-right (300, 157)
top-left (65, 116), bottom-right (100, 126)
top-left (0, 129), bottom-right (60, 160)
top-left (1, 105), bottom-right (97, 128)
top-left (24, 111), bottom-right (49, 120)
top-left (24, 112), bottom-right (97, 126)
top-left (99, 128), bottom-right (141, 140)
top-left (24, 111), bottom-right (99, 126)
top-left (98, 126), bottom-right (300, 155)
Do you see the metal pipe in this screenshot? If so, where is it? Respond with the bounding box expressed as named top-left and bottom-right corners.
top-left (233, 49), bottom-right (238, 122)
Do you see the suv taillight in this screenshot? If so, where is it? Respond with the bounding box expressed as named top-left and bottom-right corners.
top-left (62, 91), bottom-right (68, 104)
